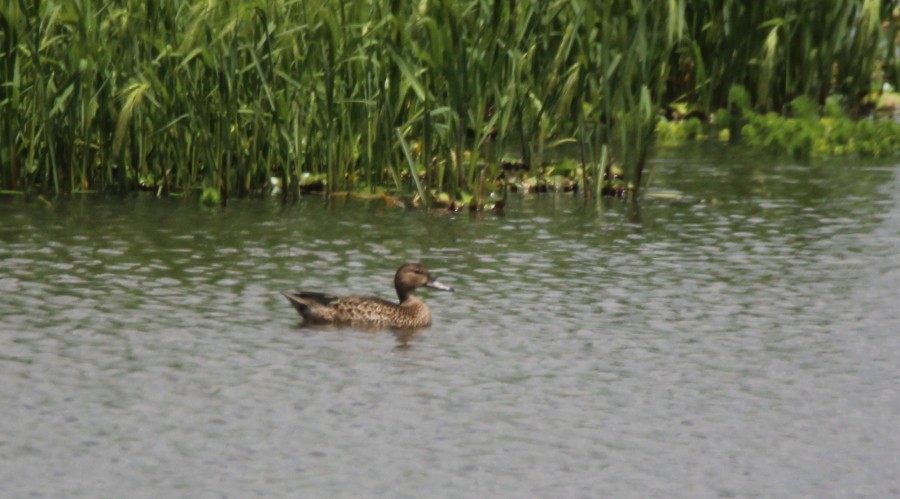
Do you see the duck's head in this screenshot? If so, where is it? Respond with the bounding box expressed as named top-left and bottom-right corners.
top-left (395, 262), bottom-right (454, 301)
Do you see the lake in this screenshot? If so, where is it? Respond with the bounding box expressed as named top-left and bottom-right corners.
top-left (2, 146), bottom-right (899, 498)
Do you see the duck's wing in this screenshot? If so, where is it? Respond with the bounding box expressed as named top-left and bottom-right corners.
top-left (312, 295), bottom-right (405, 325)
top-left (283, 291), bottom-right (341, 306)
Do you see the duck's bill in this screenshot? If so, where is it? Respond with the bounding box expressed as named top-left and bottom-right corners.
top-left (426, 278), bottom-right (454, 292)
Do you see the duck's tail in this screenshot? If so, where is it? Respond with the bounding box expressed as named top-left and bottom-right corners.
top-left (281, 291), bottom-right (338, 317)
top-left (280, 291), bottom-right (310, 315)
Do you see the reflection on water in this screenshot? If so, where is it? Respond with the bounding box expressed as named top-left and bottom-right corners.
top-left (2, 150), bottom-right (899, 497)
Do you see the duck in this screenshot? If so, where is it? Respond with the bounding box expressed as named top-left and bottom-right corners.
top-left (282, 262), bottom-right (454, 329)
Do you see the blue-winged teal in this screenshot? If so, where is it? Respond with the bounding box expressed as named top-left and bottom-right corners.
top-left (282, 262), bottom-right (454, 329)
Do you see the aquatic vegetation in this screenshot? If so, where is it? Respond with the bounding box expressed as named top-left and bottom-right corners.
top-left (659, 88), bottom-right (900, 159)
top-left (0, 1), bottom-right (897, 203)
top-left (200, 186), bottom-right (221, 207)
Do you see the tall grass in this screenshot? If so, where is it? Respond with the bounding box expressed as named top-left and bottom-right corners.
top-left (0, 1), bottom-right (896, 200)
top-left (670, 0), bottom-right (896, 113)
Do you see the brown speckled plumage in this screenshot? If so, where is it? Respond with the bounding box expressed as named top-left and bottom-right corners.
top-left (282, 263), bottom-right (453, 329)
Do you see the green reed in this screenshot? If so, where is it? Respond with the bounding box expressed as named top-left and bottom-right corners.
top-left (0, 0), bottom-right (896, 200)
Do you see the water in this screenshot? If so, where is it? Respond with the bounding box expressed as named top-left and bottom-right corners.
top-left (2, 148), bottom-right (899, 498)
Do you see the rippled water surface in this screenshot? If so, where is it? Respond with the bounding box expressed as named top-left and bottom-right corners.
top-left (2, 149), bottom-right (900, 498)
